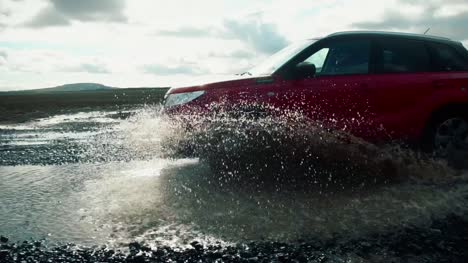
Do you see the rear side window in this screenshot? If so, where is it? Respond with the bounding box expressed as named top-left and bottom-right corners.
top-left (377, 38), bottom-right (430, 73)
top-left (429, 42), bottom-right (468, 72)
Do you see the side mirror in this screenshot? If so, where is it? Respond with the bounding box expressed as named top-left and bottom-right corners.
top-left (293, 62), bottom-right (316, 79)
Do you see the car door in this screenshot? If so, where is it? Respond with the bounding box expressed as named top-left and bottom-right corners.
top-left (427, 41), bottom-right (468, 102)
top-left (370, 37), bottom-right (434, 141)
top-left (256, 37), bottom-right (376, 138)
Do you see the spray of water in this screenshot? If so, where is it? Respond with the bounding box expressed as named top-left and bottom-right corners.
top-left (160, 105), bottom-right (458, 186)
top-left (72, 104), bottom-right (467, 248)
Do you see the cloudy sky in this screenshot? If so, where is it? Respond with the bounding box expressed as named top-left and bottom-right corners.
top-left (0, 0), bottom-right (467, 90)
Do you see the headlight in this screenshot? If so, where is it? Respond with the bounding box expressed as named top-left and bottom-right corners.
top-left (164, 91), bottom-right (205, 107)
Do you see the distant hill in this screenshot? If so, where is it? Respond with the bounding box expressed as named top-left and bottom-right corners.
top-left (39, 83), bottom-right (116, 92)
top-left (0, 83), bottom-right (171, 98)
top-left (1, 83), bottom-right (117, 94)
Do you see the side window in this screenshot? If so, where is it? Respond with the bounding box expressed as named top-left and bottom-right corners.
top-left (300, 40), bottom-right (370, 76)
top-left (304, 48), bottom-right (329, 73)
top-left (377, 39), bottom-right (430, 73)
top-left (429, 42), bottom-right (468, 71)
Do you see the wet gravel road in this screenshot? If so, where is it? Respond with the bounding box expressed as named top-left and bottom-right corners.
top-left (1, 109), bottom-right (468, 262)
top-left (1, 212), bottom-right (468, 262)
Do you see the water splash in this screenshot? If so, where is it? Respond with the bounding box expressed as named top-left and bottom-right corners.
top-left (2, 105), bottom-right (467, 250)
top-left (158, 105), bottom-right (457, 186)
top-left (63, 104), bottom-right (467, 247)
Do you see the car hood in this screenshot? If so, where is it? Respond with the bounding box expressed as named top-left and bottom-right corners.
top-left (166, 74), bottom-right (263, 94)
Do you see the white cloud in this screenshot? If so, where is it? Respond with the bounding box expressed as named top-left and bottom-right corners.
top-left (143, 64), bottom-right (207, 76)
top-left (222, 17), bottom-right (288, 54)
top-left (25, 6), bottom-right (70, 27)
top-left (156, 15), bottom-right (288, 55)
top-left (0, 50), bottom-right (6, 66)
top-left (24, 0), bottom-right (126, 28)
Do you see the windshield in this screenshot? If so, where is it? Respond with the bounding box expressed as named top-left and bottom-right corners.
top-left (249, 39), bottom-right (315, 76)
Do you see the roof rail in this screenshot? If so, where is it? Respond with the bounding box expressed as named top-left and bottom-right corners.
top-left (326, 31), bottom-right (452, 41)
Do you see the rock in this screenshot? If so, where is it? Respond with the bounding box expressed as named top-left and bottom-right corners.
top-left (190, 241), bottom-right (203, 250)
top-left (128, 242), bottom-right (141, 251)
top-left (0, 250), bottom-right (9, 260)
top-left (247, 256), bottom-right (259, 262)
top-left (105, 249), bottom-right (115, 257)
top-left (0, 236), bottom-right (8, 243)
top-left (131, 254), bottom-right (146, 263)
top-left (141, 245), bottom-right (151, 252)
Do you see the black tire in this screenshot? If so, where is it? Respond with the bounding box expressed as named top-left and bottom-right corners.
top-left (423, 111), bottom-right (468, 169)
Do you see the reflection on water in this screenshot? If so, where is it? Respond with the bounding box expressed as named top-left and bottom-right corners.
top-left (0, 110), bottom-right (123, 147)
top-left (2, 159), bottom-right (467, 249)
top-left (0, 107), bottom-right (467, 251)
top-left (0, 164), bottom-right (103, 245)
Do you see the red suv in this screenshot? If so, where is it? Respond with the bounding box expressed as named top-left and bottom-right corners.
top-left (163, 31), bottom-right (468, 160)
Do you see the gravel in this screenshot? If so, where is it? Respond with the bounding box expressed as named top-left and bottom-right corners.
top-left (1, 213), bottom-right (468, 262)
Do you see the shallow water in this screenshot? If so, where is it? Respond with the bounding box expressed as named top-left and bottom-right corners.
top-left (1, 107), bottom-right (467, 257)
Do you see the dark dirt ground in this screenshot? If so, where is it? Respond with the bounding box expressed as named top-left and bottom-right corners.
top-left (1, 212), bottom-right (468, 262)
